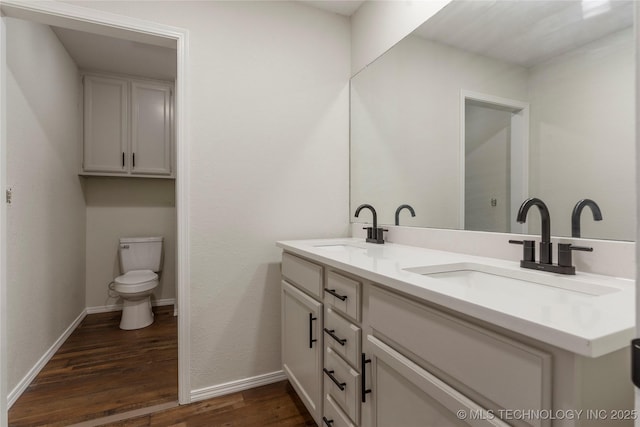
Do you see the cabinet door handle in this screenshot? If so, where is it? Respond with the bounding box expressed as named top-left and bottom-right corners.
top-left (122, 152), bottom-right (125, 167)
top-left (132, 152), bottom-right (136, 168)
top-left (324, 328), bottom-right (346, 346)
top-left (323, 368), bottom-right (346, 391)
top-left (324, 288), bottom-right (348, 301)
top-left (322, 416), bottom-right (334, 426)
top-left (308, 313), bottom-right (317, 349)
top-left (361, 353), bottom-right (372, 402)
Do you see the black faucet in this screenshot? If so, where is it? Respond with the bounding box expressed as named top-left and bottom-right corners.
top-left (516, 198), bottom-right (552, 265)
top-left (510, 197), bottom-right (592, 275)
top-left (571, 199), bottom-right (602, 238)
top-left (395, 204), bottom-right (416, 226)
top-left (355, 204), bottom-right (386, 244)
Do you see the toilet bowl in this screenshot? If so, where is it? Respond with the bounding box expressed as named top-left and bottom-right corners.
top-left (113, 269), bottom-right (159, 330)
top-left (113, 236), bottom-right (163, 330)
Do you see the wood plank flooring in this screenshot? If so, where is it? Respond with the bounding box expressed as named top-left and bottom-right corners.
top-left (8, 305), bottom-right (315, 427)
top-left (98, 381), bottom-right (316, 427)
top-left (9, 306), bottom-right (178, 426)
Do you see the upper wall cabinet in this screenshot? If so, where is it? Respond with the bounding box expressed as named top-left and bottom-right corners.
top-left (82, 73), bottom-right (174, 178)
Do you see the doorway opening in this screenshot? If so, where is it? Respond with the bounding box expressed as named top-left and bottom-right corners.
top-left (0, 2), bottom-right (190, 425)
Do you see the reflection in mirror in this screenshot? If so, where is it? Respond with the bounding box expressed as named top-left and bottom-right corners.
top-left (350, 0), bottom-right (635, 241)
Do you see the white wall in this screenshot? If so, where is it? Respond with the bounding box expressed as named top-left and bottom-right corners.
top-left (351, 34), bottom-right (528, 228)
top-left (68, 0), bottom-right (351, 393)
top-left (5, 18), bottom-right (86, 391)
top-left (350, 0), bottom-right (450, 74)
top-left (528, 28), bottom-right (635, 241)
top-left (84, 178), bottom-right (176, 309)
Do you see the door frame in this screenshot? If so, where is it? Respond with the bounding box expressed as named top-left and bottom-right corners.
top-left (460, 90), bottom-right (529, 233)
top-left (0, 2), bottom-right (192, 424)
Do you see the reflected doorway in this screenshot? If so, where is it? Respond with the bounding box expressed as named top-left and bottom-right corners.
top-left (461, 91), bottom-right (529, 234)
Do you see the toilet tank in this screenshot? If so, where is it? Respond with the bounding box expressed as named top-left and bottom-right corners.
top-left (119, 237), bottom-right (163, 273)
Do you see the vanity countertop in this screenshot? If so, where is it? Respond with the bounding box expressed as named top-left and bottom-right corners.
top-left (277, 238), bottom-right (634, 358)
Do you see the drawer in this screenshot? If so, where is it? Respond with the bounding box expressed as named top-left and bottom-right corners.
top-left (368, 286), bottom-right (551, 426)
top-left (325, 307), bottom-right (361, 369)
top-left (323, 394), bottom-right (356, 427)
top-left (324, 346), bottom-right (360, 425)
top-left (282, 252), bottom-right (323, 298)
top-left (324, 271), bottom-right (361, 321)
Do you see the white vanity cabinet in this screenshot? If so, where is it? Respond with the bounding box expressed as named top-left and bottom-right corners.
top-left (279, 246), bottom-right (633, 427)
top-left (322, 270), bottom-right (364, 427)
top-left (82, 73), bottom-right (174, 178)
top-left (281, 253), bottom-right (324, 424)
top-left (365, 285), bottom-right (551, 427)
top-left (365, 335), bottom-right (508, 427)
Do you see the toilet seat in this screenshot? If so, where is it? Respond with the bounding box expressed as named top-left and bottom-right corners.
top-left (114, 269), bottom-right (158, 294)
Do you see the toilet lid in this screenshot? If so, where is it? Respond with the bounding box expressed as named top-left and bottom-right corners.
top-left (115, 270), bottom-right (158, 285)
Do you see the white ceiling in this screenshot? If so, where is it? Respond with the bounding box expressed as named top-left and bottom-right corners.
top-left (51, 0), bottom-right (365, 81)
top-left (300, 0), bottom-right (366, 16)
top-left (53, 0), bottom-right (629, 80)
top-left (52, 26), bottom-right (177, 80)
top-left (414, 0), bottom-right (633, 67)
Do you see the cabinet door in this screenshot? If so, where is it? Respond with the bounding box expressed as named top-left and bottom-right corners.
top-left (130, 81), bottom-right (172, 175)
top-left (365, 335), bottom-right (509, 427)
top-left (83, 75), bottom-right (128, 173)
top-left (282, 281), bottom-right (323, 424)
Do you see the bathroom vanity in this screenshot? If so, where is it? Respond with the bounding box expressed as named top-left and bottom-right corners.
top-left (278, 239), bottom-right (634, 427)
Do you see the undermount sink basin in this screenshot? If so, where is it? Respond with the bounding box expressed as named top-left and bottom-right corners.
top-left (404, 262), bottom-right (618, 296)
top-left (313, 243), bottom-right (365, 252)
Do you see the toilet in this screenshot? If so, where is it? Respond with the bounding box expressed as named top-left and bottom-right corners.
top-left (113, 236), bottom-right (163, 330)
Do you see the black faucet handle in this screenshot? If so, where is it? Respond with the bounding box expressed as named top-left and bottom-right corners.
top-left (509, 239), bottom-right (535, 262)
top-left (558, 244), bottom-right (594, 267)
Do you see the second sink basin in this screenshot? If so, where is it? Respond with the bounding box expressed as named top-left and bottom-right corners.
top-left (404, 262), bottom-right (619, 296)
top-left (313, 243), bottom-right (366, 252)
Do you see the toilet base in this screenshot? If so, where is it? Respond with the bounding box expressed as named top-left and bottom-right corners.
top-left (120, 296), bottom-right (154, 330)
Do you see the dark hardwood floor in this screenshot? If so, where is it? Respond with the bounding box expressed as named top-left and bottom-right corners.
top-left (99, 381), bottom-right (316, 427)
top-left (8, 305), bottom-right (314, 427)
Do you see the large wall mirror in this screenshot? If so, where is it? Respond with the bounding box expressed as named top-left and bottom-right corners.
top-left (351, 0), bottom-right (635, 241)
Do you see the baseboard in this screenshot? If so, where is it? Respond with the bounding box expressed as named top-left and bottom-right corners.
top-left (86, 298), bottom-right (176, 314)
top-left (190, 370), bottom-right (287, 403)
top-left (7, 308), bottom-right (88, 408)
top-left (8, 298), bottom-right (177, 407)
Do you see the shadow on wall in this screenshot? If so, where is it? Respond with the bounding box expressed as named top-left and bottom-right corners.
top-left (83, 177), bottom-right (176, 207)
top-left (83, 176), bottom-right (177, 309)
top-left (193, 260), bottom-right (283, 389)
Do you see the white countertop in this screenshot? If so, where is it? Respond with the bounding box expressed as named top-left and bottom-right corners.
top-left (277, 238), bottom-right (635, 358)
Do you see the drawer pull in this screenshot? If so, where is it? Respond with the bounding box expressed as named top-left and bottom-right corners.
top-left (361, 353), bottom-right (372, 402)
top-left (309, 313), bottom-right (317, 349)
top-left (324, 288), bottom-right (348, 301)
top-left (322, 416), bottom-right (334, 426)
top-left (324, 328), bottom-right (347, 346)
top-left (323, 368), bottom-right (346, 391)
